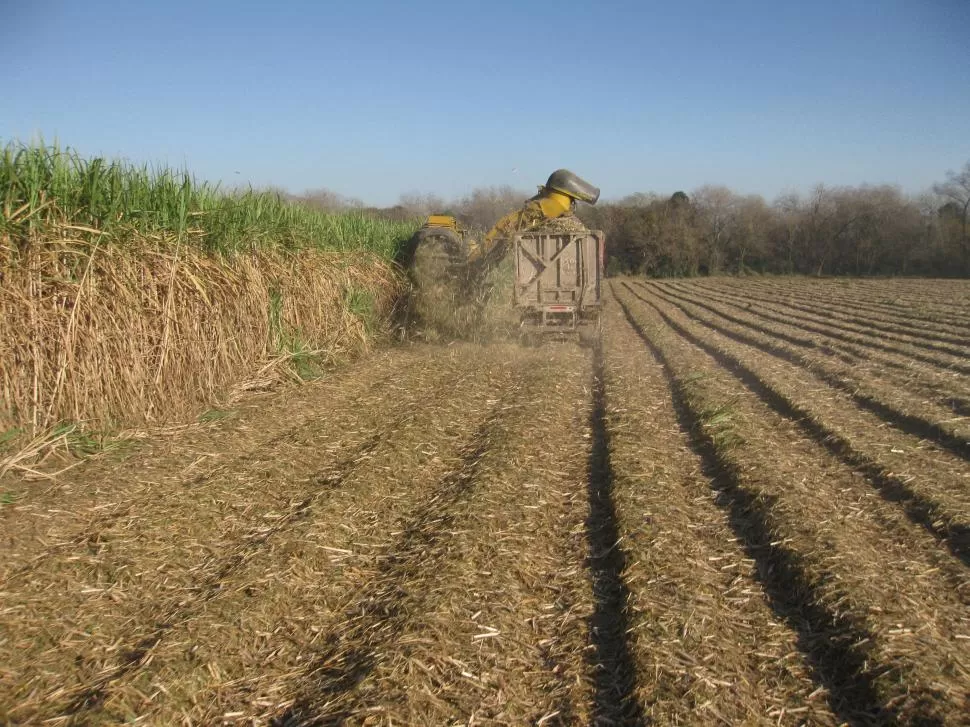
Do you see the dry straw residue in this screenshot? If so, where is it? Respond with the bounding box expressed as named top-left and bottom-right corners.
top-left (0, 231), bottom-right (400, 434)
top-left (0, 141), bottom-right (415, 465)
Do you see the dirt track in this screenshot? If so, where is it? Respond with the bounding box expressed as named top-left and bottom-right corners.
top-left (2, 278), bottom-right (969, 725)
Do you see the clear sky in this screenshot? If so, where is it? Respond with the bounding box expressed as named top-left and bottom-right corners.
top-left (2, 0), bottom-right (968, 205)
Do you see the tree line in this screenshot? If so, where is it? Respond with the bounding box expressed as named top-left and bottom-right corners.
top-left (578, 162), bottom-right (970, 277)
top-left (293, 162), bottom-right (970, 277)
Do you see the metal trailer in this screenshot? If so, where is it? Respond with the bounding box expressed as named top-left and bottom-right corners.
top-left (513, 229), bottom-right (605, 341)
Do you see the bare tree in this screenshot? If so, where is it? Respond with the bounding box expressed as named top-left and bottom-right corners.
top-left (398, 192), bottom-right (448, 219)
top-left (773, 192), bottom-right (802, 274)
top-left (933, 161), bottom-right (970, 272)
top-left (802, 185), bottom-right (872, 275)
top-left (730, 195), bottom-right (772, 272)
top-left (617, 192), bottom-right (662, 208)
top-left (663, 195), bottom-right (701, 276)
top-left (837, 185), bottom-right (915, 274)
top-left (390, 161), bottom-right (970, 277)
top-left (299, 188), bottom-right (363, 212)
top-left (692, 185), bottom-right (737, 273)
top-left (454, 185), bottom-right (529, 231)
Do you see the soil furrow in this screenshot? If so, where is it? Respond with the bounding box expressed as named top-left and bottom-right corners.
top-left (586, 342), bottom-right (646, 726)
top-left (344, 345), bottom-right (597, 726)
top-left (1, 347), bottom-right (492, 722)
top-left (682, 280), bottom-right (970, 386)
top-left (601, 294), bottom-right (840, 725)
top-left (724, 277), bottom-right (970, 322)
top-left (55, 346), bottom-right (594, 726)
top-left (658, 284), bottom-right (873, 370)
top-left (697, 279), bottom-right (970, 346)
top-left (671, 282), bottom-right (970, 411)
top-left (267, 348), bottom-right (598, 726)
top-left (49, 422), bottom-right (398, 721)
top-left (615, 293), bottom-right (885, 724)
top-left (624, 282), bottom-right (970, 564)
top-left (615, 283), bottom-right (970, 725)
top-left (1, 350), bottom-right (413, 582)
top-left (649, 280), bottom-right (970, 376)
top-left (717, 279), bottom-right (970, 329)
top-left (712, 279), bottom-right (970, 357)
top-left (272, 406), bottom-right (507, 726)
top-left (640, 281), bottom-right (970, 461)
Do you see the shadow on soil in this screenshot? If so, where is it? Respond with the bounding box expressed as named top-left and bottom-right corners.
top-left (627, 283), bottom-right (970, 569)
top-left (585, 343), bottom-right (647, 726)
top-left (273, 409), bottom-right (498, 726)
top-left (56, 426), bottom-right (394, 720)
top-left (615, 292), bottom-right (916, 727)
top-left (640, 281), bottom-right (970, 461)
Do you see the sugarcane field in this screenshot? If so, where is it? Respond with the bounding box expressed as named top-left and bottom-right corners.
top-left (3, 255), bottom-right (969, 723)
top-left (4, 3), bottom-right (970, 723)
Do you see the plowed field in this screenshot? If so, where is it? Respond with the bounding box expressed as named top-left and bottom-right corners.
top-left (2, 278), bottom-right (969, 726)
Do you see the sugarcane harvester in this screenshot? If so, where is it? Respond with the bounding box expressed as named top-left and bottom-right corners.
top-left (410, 169), bottom-right (605, 336)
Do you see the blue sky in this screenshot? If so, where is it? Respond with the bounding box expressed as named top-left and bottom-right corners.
top-left (2, 0), bottom-right (968, 205)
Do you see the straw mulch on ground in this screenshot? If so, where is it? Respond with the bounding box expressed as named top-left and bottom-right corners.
top-left (644, 280), bottom-right (970, 441)
top-left (615, 282), bottom-right (970, 724)
top-left (634, 279), bottom-right (970, 566)
top-left (1, 343), bottom-right (601, 725)
top-left (274, 344), bottom-right (595, 726)
top-left (693, 277), bottom-right (970, 347)
top-left (659, 278), bottom-right (970, 418)
top-left (4, 272), bottom-right (970, 725)
top-left (599, 297), bottom-right (839, 725)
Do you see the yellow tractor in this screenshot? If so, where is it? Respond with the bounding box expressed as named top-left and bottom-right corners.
top-left (411, 169), bottom-right (600, 278)
top-left (408, 170), bottom-right (604, 339)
